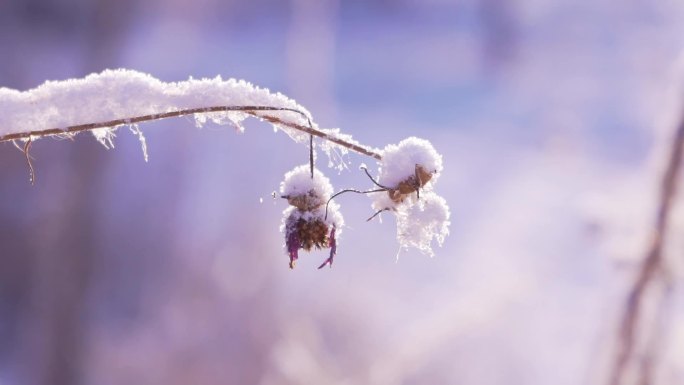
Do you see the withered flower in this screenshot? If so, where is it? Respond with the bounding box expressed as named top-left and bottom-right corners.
top-left (367, 137), bottom-right (450, 255)
top-left (280, 165), bottom-right (343, 269)
top-left (370, 137), bottom-right (443, 212)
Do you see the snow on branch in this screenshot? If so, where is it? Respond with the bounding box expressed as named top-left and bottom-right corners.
top-left (0, 69), bottom-right (381, 160)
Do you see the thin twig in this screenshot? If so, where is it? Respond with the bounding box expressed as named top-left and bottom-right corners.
top-left (0, 105), bottom-right (383, 160)
top-left (324, 187), bottom-right (387, 220)
top-left (360, 164), bottom-right (391, 189)
top-left (366, 208), bottom-right (390, 222)
top-left (309, 134), bottom-right (314, 178)
top-left (609, 116), bottom-right (684, 385)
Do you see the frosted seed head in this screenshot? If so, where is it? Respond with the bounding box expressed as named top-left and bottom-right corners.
top-left (372, 137), bottom-right (444, 209)
top-left (378, 137), bottom-right (443, 190)
top-left (386, 164), bottom-right (434, 203)
top-left (281, 204), bottom-right (343, 269)
top-left (371, 137), bottom-right (444, 212)
top-left (279, 166), bottom-right (343, 269)
top-left (286, 191), bottom-right (323, 211)
top-left (287, 213), bottom-right (330, 251)
top-left (366, 137), bottom-right (450, 255)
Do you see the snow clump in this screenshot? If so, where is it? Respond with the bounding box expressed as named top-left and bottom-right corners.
top-left (395, 191), bottom-right (450, 256)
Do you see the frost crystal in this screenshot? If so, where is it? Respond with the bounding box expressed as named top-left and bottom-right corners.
top-left (128, 124), bottom-right (148, 162)
top-left (91, 127), bottom-right (117, 149)
top-left (317, 127), bottom-right (380, 172)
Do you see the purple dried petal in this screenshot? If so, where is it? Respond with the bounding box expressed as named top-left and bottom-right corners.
top-left (287, 230), bottom-right (300, 269)
top-left (317, 227), bottom-right (337, 269)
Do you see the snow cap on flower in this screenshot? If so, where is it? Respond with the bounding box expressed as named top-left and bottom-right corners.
top-left (280, 164), bottom-right (334, 210)
top-left (396, 191), bottom-right (450, 256)
top-left (371, 137), bottom-right (444, 211)
top-left (378, 136), bottom-right (443, 190)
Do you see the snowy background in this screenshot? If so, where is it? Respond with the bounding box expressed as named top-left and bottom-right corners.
top-left (1, 0), bottom-right (684, 384)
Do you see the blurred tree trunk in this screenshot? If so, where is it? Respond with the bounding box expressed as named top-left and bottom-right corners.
top-left (11, 0), bottom-right (133, 384)
top-left (479, 0), bottom-right (518, 73)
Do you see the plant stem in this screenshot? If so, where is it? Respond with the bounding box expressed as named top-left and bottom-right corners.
top-left (0, 106), bottom-right (382, 160)
top-left (609, 116), bottom-right (684, 385)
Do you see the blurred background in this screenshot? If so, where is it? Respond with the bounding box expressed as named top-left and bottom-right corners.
top-left (1, 0), bottom-right (684, 384)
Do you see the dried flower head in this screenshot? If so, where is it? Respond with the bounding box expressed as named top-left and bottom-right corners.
top-left (371, 137), bottom-right (443, 210)
top-left (368, 137), bottom-right (450, 255)
top-left (280, 165), bottom-right (343, 269)
top-left (380, 136), bottom-right (441, 184)
top-left (387, 164), bottom-right (434, 203)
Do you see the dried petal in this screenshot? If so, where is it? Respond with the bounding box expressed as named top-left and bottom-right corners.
top-left (317, 227), bottom-right (337, 269)
top-left (287, 228), bottom-right (300, 269)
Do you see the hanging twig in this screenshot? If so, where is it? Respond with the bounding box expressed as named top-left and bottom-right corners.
top-left (309, 134), bottom-right (314, 178)
top-left (360, 164), bottom-right (391, 189)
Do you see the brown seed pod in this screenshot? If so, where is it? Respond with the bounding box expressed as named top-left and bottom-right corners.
top-left (387, 164), bottom-right (434, 203)
top-left (291, 216), bottom-right (330, 251)
top-left (286, 190), bottom-right (325, 211)
top-left (280, 165), bottom-right (342, 269)
top-left (284, 209), bottom-right (338, 269)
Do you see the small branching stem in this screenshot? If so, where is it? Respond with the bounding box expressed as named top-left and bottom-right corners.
top-left (324, 187), bottom-right (387, 220)
top-left (309, 134), bottom-right (314, 178)
top-left (0, 105), bottom-right (382, 160)
top-left (609, 115), bottom-right (684, 385)
top-left (361, 164), bottom-right (391, 189)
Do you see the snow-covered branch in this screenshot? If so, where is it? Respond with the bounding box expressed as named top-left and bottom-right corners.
top-left (0, 69), bottom-right (381, 159)
top-left (0, 69), bottom-right (450, 267)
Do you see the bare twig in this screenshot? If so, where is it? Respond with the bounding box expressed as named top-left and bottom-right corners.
top-left (367, 208), bottom-right (390, 222)
top-left (609, 117), bottom-right (684, 385)
top-left (309, 134), bottom-right (314, 178)
top-left (0, 105), bottom-right (383, 160)
top-left (324, 187), bottom-right (387, 220)
top-left (360, 164), bottom-right (391, 189)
